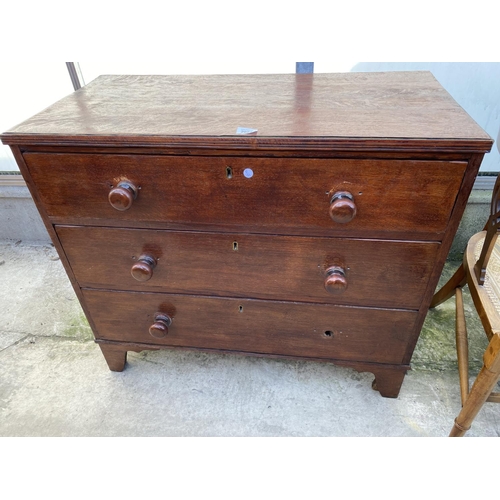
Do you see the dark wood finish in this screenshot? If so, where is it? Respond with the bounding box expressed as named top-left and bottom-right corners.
top-left (4, 135), bottom-right (491, 154)
top-left (1, 73), bottom-right (491, 152)
top-left (83, 289), bottom-right (417, 365)
top-left (108, 180), bottom-right (138, 211)
top-left (15, 144), bottom-right (484, 160)
top-left (2, 72), bottom-right (492, 404)
top-left (56, 225), bottom-right (439, 309)
top-left (98, 343), bottom-right (128, 371)
top-left (329, 192), bottom-right (357, 224)
top-left (46, 216), bottom-right (468, 242)
top-left (324, 266), bottom-right (348, 294)
top-left (149, 313), bottom-right (172, 339)
top-left (371, 368), bottom-right (408, 399)
top-left (131, 254), bottom-right (157, 282)
top-left (24, 153), bottom-right (467, 240)
top-left (98, 342), bottom-right (161, 371)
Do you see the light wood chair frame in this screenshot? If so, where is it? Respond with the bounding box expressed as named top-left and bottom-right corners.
top-left (431, 175), bottom-right (500, 436)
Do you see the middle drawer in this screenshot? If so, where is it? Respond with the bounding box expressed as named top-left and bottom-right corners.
top-left (58, 226), bottom-right (438, 309)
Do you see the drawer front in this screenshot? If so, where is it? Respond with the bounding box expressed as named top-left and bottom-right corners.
top-left (82, 289), bottom-right (417, 364)
top-left (26, 153), bottom-right (466, 239)
top-left (59, 226), bottom-right (438, 309)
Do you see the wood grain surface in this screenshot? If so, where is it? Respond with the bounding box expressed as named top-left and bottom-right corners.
top-left (83, 289), bottom-right (417, 365)
top-left (3, 72), bottom-right (492, 399)
top-left (1, 73), bottom-right (492, 153)
top-left (25, 153), bottom-right (466, 239)
top-left (57, 225), bottom-right (439, 309)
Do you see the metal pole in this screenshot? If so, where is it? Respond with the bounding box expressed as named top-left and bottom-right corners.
top-left (66, 62), bottom-right (85, 90)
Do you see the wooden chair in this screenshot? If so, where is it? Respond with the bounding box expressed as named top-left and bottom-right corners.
top-left (431, 175), bottom-right (500, 436)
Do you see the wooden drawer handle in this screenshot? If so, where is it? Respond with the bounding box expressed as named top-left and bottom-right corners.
top-left (324, 266), bottom-right (348, 294)
top-left (108, 180), bottom-right (138, 211)
top-left (149, 313), bottom-right (172, 339)
top-left (329, 191), bottom-right (357, 223)
top-left (131, 254), bottom-right (157, 282)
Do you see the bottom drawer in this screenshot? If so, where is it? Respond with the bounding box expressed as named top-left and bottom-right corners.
top-left (83, 289), bottom-right (417, 365)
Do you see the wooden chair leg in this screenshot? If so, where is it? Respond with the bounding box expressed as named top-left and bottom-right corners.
top-left (455, 288), bottom-right (469, 405)
top-left (98, 343), bottom-right (128, 372)
top-left (430, 264), bottom-right (466, 308)
top-left (450, 334), bottom-right (500, 437)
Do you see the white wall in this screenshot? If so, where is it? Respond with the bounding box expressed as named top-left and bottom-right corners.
top-left (0, 63), bottom-right (74, 171)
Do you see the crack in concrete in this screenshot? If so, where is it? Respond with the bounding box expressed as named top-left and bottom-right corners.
top-left (0, 332), bottom-right (95, 353)
top-left (0, 334), bottom-right (30, 353)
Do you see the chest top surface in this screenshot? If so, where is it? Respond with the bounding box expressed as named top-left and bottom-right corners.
top-left (1, 72), bottom-right (492, 152)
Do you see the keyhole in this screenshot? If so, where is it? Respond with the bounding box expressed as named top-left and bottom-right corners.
top-left (239, 305), bottom-right (243, 312)
top-left (226, 167), bottom-right (233, 179)
top-left (233, 241), bottom-right (238, 251)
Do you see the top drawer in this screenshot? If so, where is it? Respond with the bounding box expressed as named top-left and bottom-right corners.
top-left (24, 153), bottom-right (466, 239)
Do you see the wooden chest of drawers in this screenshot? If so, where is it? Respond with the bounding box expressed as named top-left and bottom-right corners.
top-left (2, 72), bottom-right (492, 398)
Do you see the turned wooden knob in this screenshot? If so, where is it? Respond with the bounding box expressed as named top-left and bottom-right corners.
top-left (329, 191), bottom-right (357, 223)
top-left (149, 313), bottom-right (172, 339)
top-left (131, 255), bottom-right (157, 282)
top-left (324, 266), bottom-right (348, 294)
top-left (108, 180), bottom-right (138, 211)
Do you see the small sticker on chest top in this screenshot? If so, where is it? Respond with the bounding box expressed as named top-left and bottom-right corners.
top-left (236, 127), bottom-right (258, 135)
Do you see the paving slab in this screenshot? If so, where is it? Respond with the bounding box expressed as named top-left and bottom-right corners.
top-left (0, 336), bottom-right (499, 437)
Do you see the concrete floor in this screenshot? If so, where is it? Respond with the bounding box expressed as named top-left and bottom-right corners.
top-left (1, 241), bottom-right (499, 437)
